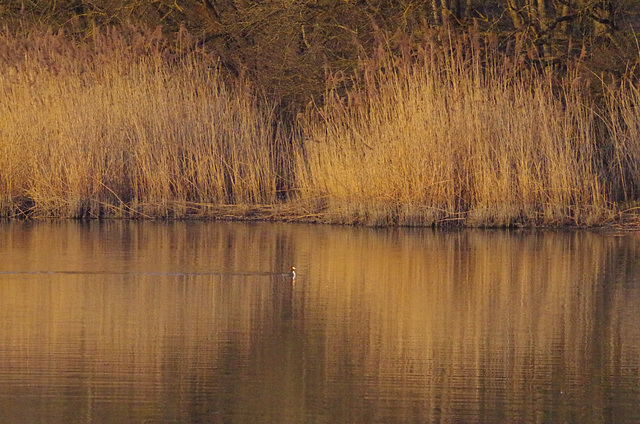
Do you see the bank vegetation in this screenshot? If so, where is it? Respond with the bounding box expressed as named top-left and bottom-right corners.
top-left (1, 1), bottom-right (640, 226)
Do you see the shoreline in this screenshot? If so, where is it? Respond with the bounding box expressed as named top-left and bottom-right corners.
top-left (3, 198), bottom-right (639, 230)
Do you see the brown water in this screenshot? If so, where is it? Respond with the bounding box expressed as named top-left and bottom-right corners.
top-left (0, 221), bottom-right (638, 424)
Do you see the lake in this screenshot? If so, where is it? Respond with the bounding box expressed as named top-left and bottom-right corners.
top-left (0, 221), bottom-right (638, 423)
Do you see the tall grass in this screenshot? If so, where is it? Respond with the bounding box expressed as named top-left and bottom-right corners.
top-left (294, 47), bottom-right (636, 226)
top-left (0, 28), bottom-right (281, 218)
top-left (2, 29), bottom-right (640, 225)
top-left (603, 80), bottom-right (640, 205)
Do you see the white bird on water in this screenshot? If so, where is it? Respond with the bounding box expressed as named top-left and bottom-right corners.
top-left (291, 266), bottom-right (296, 280)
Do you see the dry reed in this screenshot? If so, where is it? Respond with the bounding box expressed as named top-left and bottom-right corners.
top-left (1, 29), bottom-right (640, 226)
top-left (294, 49), bottom-right (631, 226)
top-left (0, 28), bottom-right (281, 218)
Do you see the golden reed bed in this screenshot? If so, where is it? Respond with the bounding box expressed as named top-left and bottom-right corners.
top-left (1, 30), bottom-right (640, 227)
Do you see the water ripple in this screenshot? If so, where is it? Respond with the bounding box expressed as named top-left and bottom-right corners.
top-left (0, 270), bottom-right (292, 277)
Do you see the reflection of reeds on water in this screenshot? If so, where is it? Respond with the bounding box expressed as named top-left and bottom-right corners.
top-left (0, 223), bottom-right (638, 422)
top-left (2, 31), bottom-right (640, 225)
top-left (295, 229), bottom-right (640, 422)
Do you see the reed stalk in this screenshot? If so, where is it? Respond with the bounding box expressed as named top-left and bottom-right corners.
top-left (0, 29), bottom-right (280, 218)
top-left (1, 29), bottom-right (639, 226)
top-left (294, 50), bottom-right (621, 226)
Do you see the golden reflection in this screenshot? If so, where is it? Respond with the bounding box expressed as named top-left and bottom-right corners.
top-left (0, 222), bottom-right (638, 423)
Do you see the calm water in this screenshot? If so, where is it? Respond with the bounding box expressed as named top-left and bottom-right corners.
top-left (0, 221), bottom-right (638, 424)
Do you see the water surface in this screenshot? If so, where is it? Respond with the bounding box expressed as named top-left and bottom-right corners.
top-left (0, 221), bottom-right (638, 423)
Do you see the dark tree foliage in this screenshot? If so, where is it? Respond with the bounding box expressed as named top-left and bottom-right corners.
top-left (2, 0), bottom-right (639, 104)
